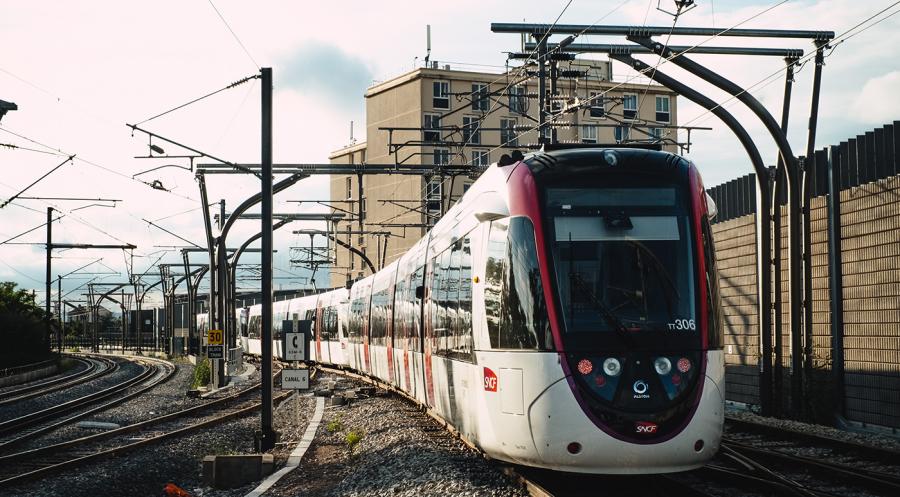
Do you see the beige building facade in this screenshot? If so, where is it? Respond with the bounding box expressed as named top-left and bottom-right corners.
top-left (329, 60), bottom-right (679, 288)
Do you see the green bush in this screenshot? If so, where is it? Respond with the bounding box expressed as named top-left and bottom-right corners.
top-left (345, 430), bottom-right (364, 456)
top-left (192, 358), bottom-right (211, 388)
top-left (326, 415), bottom-right (344, 433)
top-left (0, 282), bottom-right (51, 367)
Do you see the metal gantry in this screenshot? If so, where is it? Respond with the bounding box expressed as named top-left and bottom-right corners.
top-left (491, 21), bottom-right (834, 418)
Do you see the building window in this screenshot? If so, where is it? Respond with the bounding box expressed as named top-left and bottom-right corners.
top-left (471, 150), bottom-right (489, 167)
top-left (500, 118), bottom-right (517, 147)
top-left (509, 85), bottom-right (526, 114)
top-left (433, 148), bottom-right (450, 165)
top-left (655, 96), bottom-right (670, 123)
top-left (424, 114), bottom-right (441, 142)
top-left (433, 81), bottom-right (449, 109)
top-left (589, 91), bottom-right (605, 118)
top-left (471, 83), bottom-right (489, 111)
top-left (462, 116), bottom-right (481, 145)
top-left (614, 126), bottom-right (630, 143)
top-left (650, 127), bottom-right (663, 140)
top-left (426, 177), bottom-right (442, 221)
top-left (581, 124), bottom-right (597, 144)
top-left (345, 177), bottom-right (352, 199)
top-left (623, 94), bottom-right (637, 120)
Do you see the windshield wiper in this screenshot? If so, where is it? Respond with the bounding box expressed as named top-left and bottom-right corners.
top-left (625, 239), bottom-right (680, 319)
top-left (569, 271), bottom-right (632, 342)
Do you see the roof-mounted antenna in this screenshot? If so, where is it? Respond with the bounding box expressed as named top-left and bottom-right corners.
top-left (425, 25), bottom-right (432, 66)
top-left (350, 121), bottom-right (356, 145)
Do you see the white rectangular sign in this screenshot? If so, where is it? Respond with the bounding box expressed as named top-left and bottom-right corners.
top-left (281, 368), bottom-right (309, 390)
top-left (284, 332), bottom-right (305, 361)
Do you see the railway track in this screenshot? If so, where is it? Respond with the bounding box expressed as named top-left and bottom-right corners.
top-left (0, 355), bottom-right (111, 405)
top-left (0, 356), bottom-right (175, 451)
top-left (0, 372), bottom-right (290, 489)
top-left (719, 417), bottom-right (900, 497)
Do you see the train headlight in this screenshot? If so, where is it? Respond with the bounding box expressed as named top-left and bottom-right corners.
top-left (654, 357), bottom-right (672, 375)
top-left (602, 358), bottom-right (621, 376)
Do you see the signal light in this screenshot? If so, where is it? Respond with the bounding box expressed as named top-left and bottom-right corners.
top-left (694, 439), bottom-right (705, 452)
top-left (567, 442), bottom-right (582, 454)
top-left (577, 359), bottom-right (593, 375)
top-left (677, 357), bottom-right (691, 373)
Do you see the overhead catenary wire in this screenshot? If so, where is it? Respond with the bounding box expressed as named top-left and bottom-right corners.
top-left (681, 1), bottom-right (900, 129)
top-left (0, 125), bottom-right (199, 203)
top-left (494, 0), bottom-right (794, 154)
top-left (207, 0), bottom-right (260, 70)
top-left (0, 155), bottom-right (76, 209)
top-left (134, 73), bottom-right (259, 126)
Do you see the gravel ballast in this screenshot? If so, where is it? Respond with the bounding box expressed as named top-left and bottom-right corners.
top-left (5, 368), bottom-right (527, 497)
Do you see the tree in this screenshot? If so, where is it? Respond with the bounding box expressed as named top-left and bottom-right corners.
top-left (0, 281), bottom-right (51, 367)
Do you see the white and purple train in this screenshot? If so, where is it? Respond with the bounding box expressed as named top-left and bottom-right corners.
top-left (231, 146), bottom-right (725, 474)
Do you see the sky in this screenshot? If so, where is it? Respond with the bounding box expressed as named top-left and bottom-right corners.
top-left (1, 0), bottom-right (898, 310)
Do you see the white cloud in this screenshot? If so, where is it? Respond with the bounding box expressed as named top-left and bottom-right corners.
top-left (851, 71), bottom-right (900, 125)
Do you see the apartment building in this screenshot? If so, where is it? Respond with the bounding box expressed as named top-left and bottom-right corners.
top-left (329, 59), bottom-right (678, 287)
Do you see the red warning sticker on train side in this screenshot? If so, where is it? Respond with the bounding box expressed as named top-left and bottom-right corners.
top-left (483, 367), bottom-right (498, 392)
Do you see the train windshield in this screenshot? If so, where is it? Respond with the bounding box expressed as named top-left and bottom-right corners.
top-left (545, 186), bottom-right (698, 349)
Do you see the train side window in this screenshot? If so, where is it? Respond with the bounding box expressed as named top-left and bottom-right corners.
top-left (438, 249), bottom-right (452, 355)
top-left (411, 265), bottom-right (424, 352)
top-left (486, 217), bottom-right (552, 351)
top-left (456, 237), bottom-right (474, 361)
top-left (701, 216), bottom-right (724, 349)
top-left (248, 315), bottom-right (260, 339)
top-left (485, 219), bottom-right (508, 348)
top-left (349, 291), bottom-right (366, 344)
top-left (392, 273), bottom-right (406, 350)
top-left (447, 243), bottom-right (462, 356)
top-left (429, 255), bottom-right (442, 354)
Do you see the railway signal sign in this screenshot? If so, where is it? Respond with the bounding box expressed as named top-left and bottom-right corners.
top-left (207, 329), bottom-right (224, 359)
top-left (284, 332), bottom-right (304, 361)
top-left (281, 368), bottom-right (309, 390)
top-left (283, 319), bottom-right (311, 361)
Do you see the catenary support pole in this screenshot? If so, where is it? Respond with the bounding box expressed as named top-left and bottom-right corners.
top-left (609, 52), bottom-right (774, 415)
top-left (259, 66), bottom-right (277, 452)
top-left (773, 58), bottom-right (798, 416)
top-left (57, 275), bottom-right (62, 356)
top-left (536, 34), bottom-right (547, 145)
top-left (826, 145), bottom-right (845, 422)
top-left (802, 44), bottom-right (826, 420)
top-left (46, 207), bottom-right (52, 354)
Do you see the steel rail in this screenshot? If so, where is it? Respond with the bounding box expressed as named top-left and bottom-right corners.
top-left (0, 356), bottom-right (101, 405)
top-left (724, 440), bottom-right (900, 495)
top-left (0, 390), bottom-right (292, 488)
top-left (725, 417), bottom-right (900, 460)
top-left (0, 357), bottom-right (175, 451)
top-left (0, 371), bottom-right (290, 488)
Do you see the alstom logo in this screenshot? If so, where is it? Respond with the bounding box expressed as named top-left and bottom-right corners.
top-left (635, 422), bottom-right (658, 434)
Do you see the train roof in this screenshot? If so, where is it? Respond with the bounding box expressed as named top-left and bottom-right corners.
top-left (523, 145), bottom-right (689, 175)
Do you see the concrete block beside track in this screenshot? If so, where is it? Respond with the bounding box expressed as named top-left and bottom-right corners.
top-left (202, 454), bottom-right (274, 489)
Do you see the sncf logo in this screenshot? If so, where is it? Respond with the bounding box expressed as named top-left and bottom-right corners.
top-left (635, 422), bottom-right (658, 434)
top-left (483, 367), bottom-right (498, 392)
